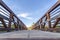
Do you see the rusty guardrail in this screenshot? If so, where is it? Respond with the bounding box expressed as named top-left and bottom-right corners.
top-left (0, 0), bottom-right (27, 32)
top-left (33, 0), bottom-right (60, 32)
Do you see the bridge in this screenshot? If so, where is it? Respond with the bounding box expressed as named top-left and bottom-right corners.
top-left (0, 0), bottom-right (27, 32)
top-left (32, 0), bottom-right (60, 32)
top-left (0, 0), bottom-right (60, 40)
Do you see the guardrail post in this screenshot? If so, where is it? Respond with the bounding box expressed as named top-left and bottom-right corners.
top-left (46, 13), bottom-right (51, 28)
top-left (13, 16), bottom-right (18, 31)
top-left (7, 14), bottom-right (13, 32)
top-left (17, 20), bottom-right (19, 30)
top-left (40, 18), bottom-right (43, 29)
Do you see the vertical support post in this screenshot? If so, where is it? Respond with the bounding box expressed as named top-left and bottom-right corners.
top-left (39, 20), bottom-right (41, 29)
top-left (18, 22), bottom-right (21, 30)
top-left (17, 20), bottom-right (19, 30)
top-left (13, 16), bottom-right (18, 31)
top-left (46, 13), bottom-right (51, 28)
top-left (8, 14), bottom-right (12, 28)
top-left (8, 14), bottom-right (13, 31)
top-left (40, 18), bottom-right (43, 29)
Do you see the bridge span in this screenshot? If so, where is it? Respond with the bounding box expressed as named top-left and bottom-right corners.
top-left (0, 0), bottom-right (27, 32)
top-left (32, 0), bottom-right (60, 32)
top-left (0, 0), bottom-right (60, 40)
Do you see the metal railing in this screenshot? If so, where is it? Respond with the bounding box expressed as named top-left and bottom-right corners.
top-left (33, 0), bottom-right (60, 32)
top-left (0, 0), bottom-right (27, 32)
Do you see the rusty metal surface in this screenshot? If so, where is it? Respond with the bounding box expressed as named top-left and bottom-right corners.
top-left (0, 0), bottom-right (27, 32)
top-left (32, 0), bottom-right (60, 32)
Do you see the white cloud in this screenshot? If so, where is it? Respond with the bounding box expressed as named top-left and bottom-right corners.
top-left (17, 13), bottom-right (33, 20)
top-left (18, 13), bottom-right (28, 18)
top-left (26, 17), bottom-right (33, 20)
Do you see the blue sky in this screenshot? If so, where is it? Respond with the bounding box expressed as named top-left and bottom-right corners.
top-left (2, 0), bottom-right (57, 27)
